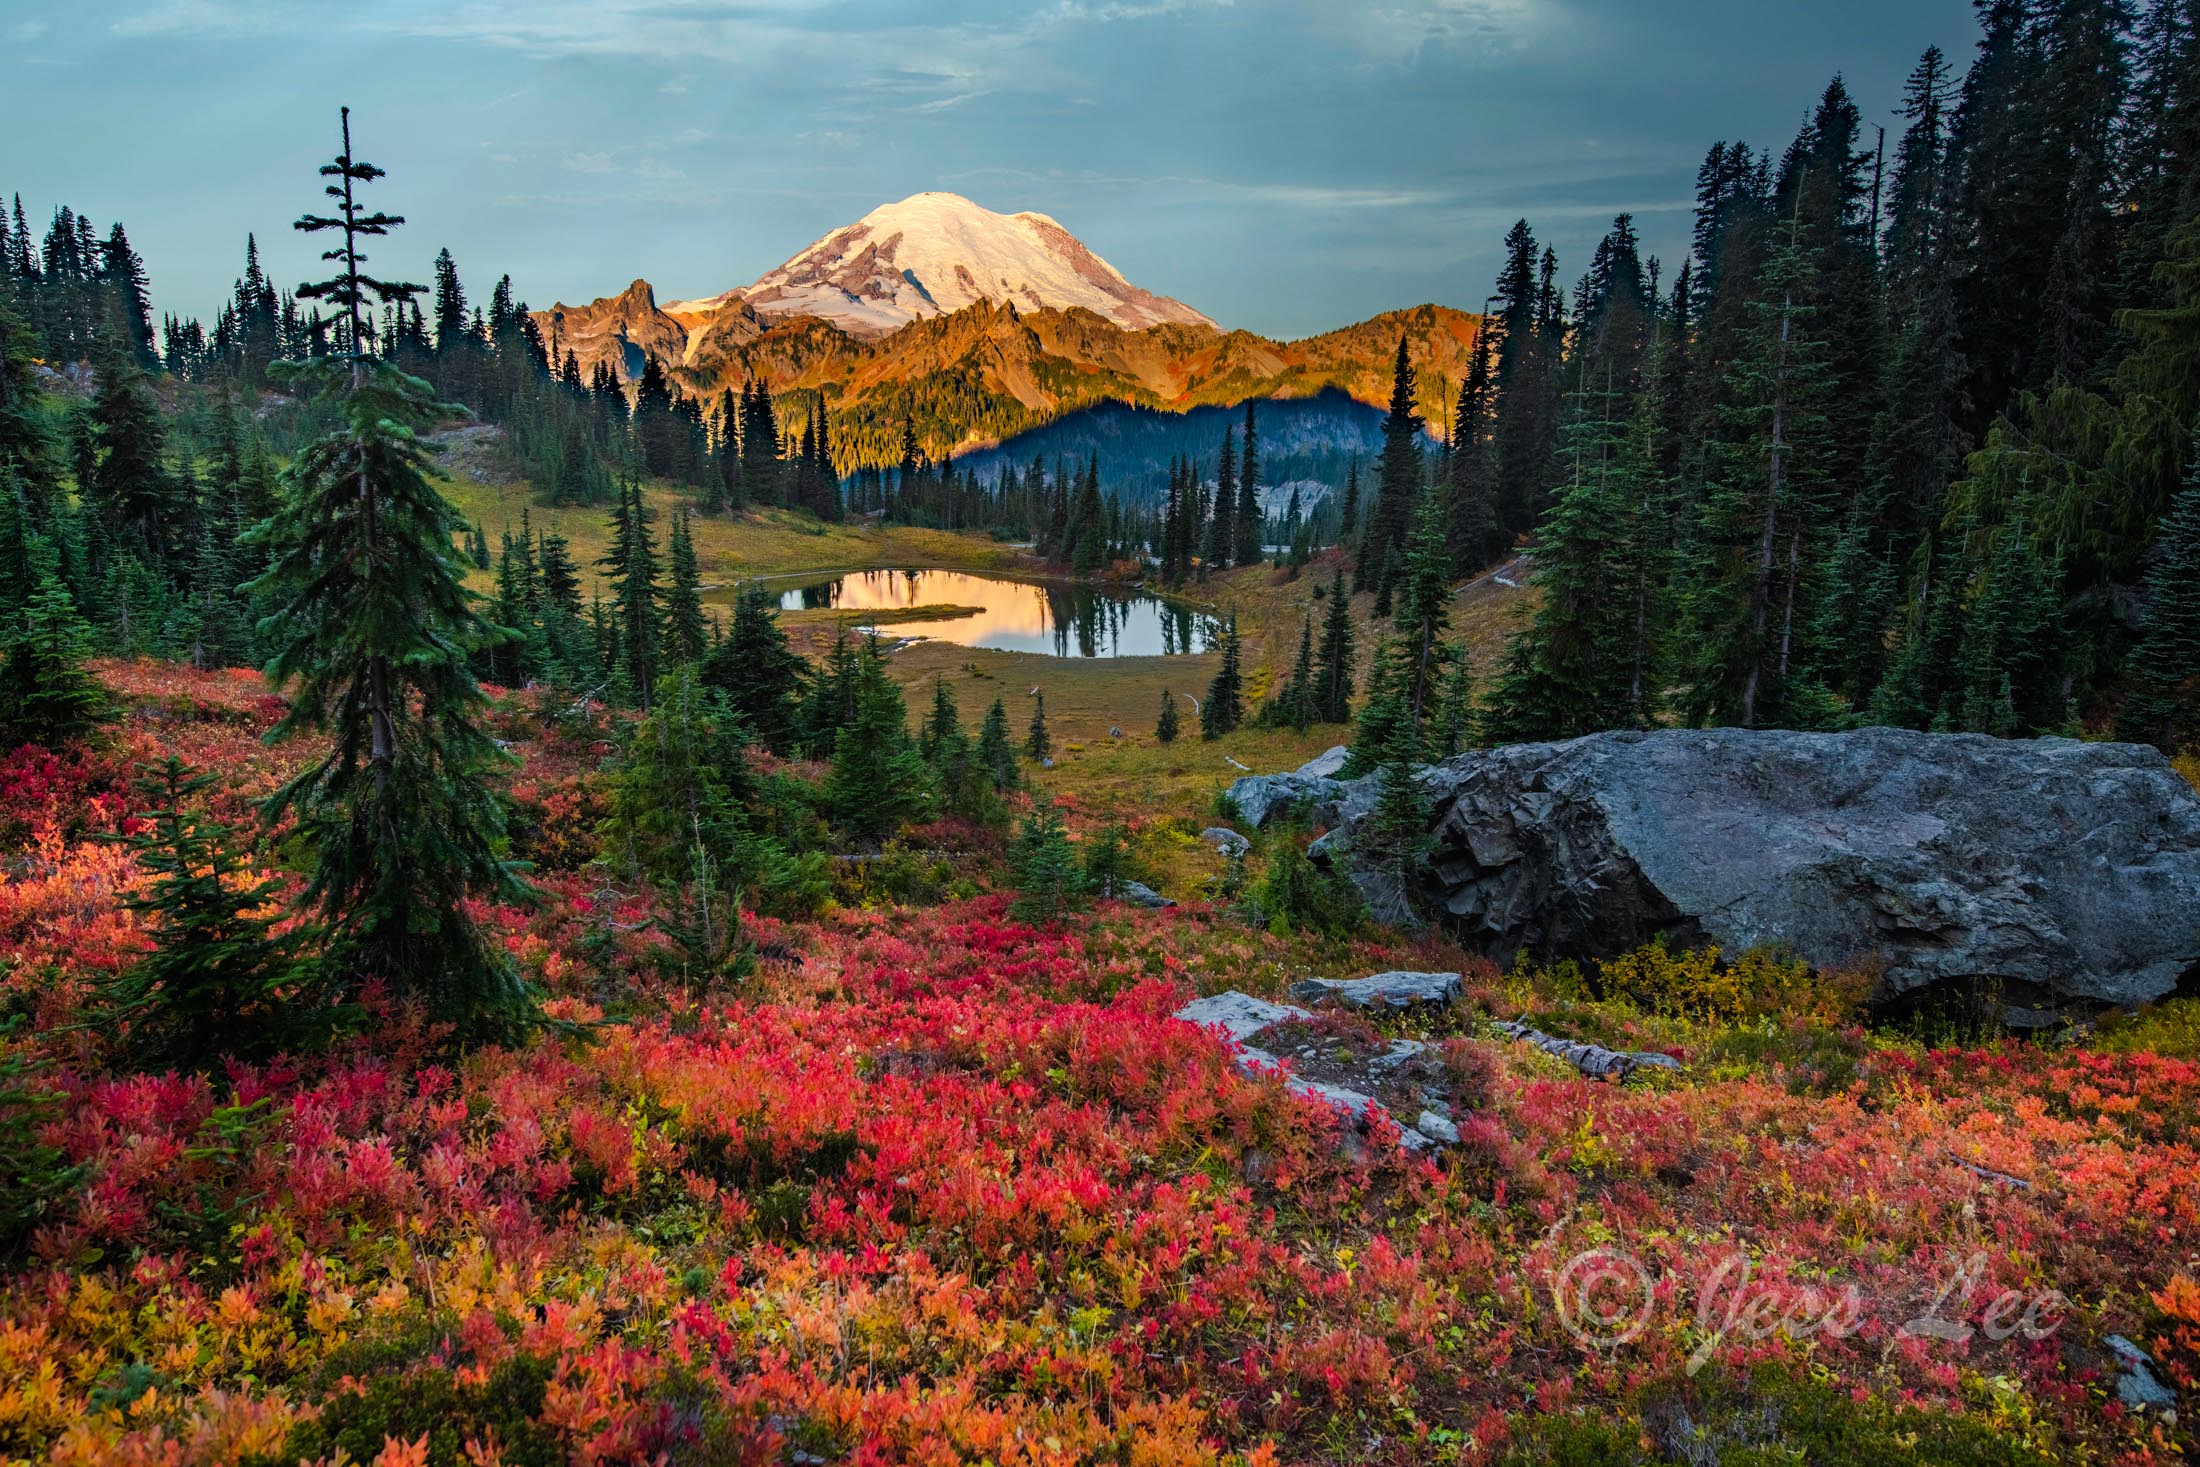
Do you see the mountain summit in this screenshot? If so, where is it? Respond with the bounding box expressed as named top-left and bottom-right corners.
top-left (667, 191), bottom-right (1215, 338)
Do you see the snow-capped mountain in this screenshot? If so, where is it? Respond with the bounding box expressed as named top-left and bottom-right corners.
top-left (666, 192), bottom-right (1215, 339)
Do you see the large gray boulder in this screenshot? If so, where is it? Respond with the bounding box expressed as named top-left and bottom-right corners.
top-left (1233, 728), bottom-right (2200, 1011)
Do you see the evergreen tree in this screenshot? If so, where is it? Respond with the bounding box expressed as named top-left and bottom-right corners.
top-left (252, 107), bottom-right (536, 1042)
top-left (1205, 428), bottom-right (1236, 572)
top-left (0, 573), bottom-right (107, 747)
top-left (94, 757), bottom-right (323, 1066)
top-left (1946, 504), bottom-right (2067, 735)
top-left (1155, 687), bottom-right (1180, 743)
top-left (1344, 636), bottom-right (1415, 776)
top-left (824, 636), bottom-right (933, 840)
top-left (1676, 206), bottom-right (1831, 728)
top-left (1010, 801), bottom-right (1087, 923)
top-left (1433, 642), bottom-right (1476, 758)
top-left (600, 668), bottom-right (747, 984)
top-left (700, 583), bottom-right (806, 754)
top-left (1361, 336), bottom-right (1424, 601)
top-left (797, 628), bottom-right (861, 758)
top-left (977, 695), bottom-right (1019, 790)
top-left (662, 506), bottom-right (706, 666)
top-left (1338, 458), bottom-right (1361, 555)
top-left (1201, 613), bottom-right (1245, 738)
top-left (1392, 486), bottom-right (1454, 724)
top-left (1081, 819), bottom-right (1144, 901)
top-left (83, 332), bottom-right (180, 566)
top-left (1235, 402), bottom-right (1263, 565)
top-left (598, 477), bottom-right (662, 708)
top-left (2118, 429), bottom-right (2200, 752)
top-left (1312, 565), bottom-right (1356, 723)
top-left (1024, 689), bottom-right (1052, 762)
top-left (920, 672), bottom-right (962, 763)
top-left (1260, 612), bottom-right (1317, 731)
top-left (1358, 736), bottom-right (1430, 916)
top-left (1482, 360), bottom-right (1641, 742)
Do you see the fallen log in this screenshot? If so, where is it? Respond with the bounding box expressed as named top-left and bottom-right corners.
top-left (1492, 1020), bottom-right (1682, 1082)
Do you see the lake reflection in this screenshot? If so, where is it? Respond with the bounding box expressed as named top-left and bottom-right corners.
top-left (769, 569), bottom-right (1213, 658)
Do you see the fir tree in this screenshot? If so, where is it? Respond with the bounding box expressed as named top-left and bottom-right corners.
top-left (1024, 689), bottom-right (1052, 762)
top-left (977, 695), bottom-right (1019, 790)
top-left (1082, 820), bottom-right (1144, 900)
top-left (600, 668), bottom-right (747, 984)
top-left (824, 636), bottom-right (933, 841)
top-left (1235, 402), bottom-right (1263, 565)
top-left (1155, 687), bottom-right (1180, 743)
top-left (599, 476), bottom-right (663, 708)
top-left (94, 757), bottom-right (325, 1066)
top-left (0, 573), bottom-right (107, 747)
top-left (1356, 725), bottom-right (1432, 920)
top-left (1433, 642), bottom-right (1476, 758)
top-left (253, 107), bottom-right (536, 1042)
top-left (1201, 614), bottom-right (1244, 738)
top-left (2118, 429), bottom-right (2200, 752)
top-left (83, 331), bottom-right (180, 566)
top-left (1482, 360), bottom-right (1640, 742)
top-left (700, 583), bottom-right (806, 754)
top-left (1361, 336), bottom-right (1424, 601)
top-left (662, 506), bottom-right (706, 666)
top-left (1010, 801), bottom-right (1087, 923)
top-left (1312, 565), bottom-right (1356, 723)
top-left (1261, 612), bottom-right (1316, 731)
top-left (1344, 635), bottom-right (1415, 776)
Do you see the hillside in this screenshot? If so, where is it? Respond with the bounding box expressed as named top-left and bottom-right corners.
top-left (534, 289), bottom-right (1481, 470)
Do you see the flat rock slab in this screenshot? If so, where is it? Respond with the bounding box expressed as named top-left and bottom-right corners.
top-left (1173, 992), bottom-right (1310, 1042)
top-left (1295, 745), bottom-right (1352, 779)
top-left (1177, 992), bottom-right (1441, 1155)
top-left (1292, 970), bottom-right (1463, 1009)
top-left (1118, 880), bottom-right (1176, 909)
top-left (1236, 1048), bottom-right (1435, 1153)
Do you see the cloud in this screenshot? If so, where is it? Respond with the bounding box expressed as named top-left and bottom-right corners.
top-left (658, 73), bottom-right (694, 93)
top-left (564, 151), bottom-right (620, 173)
top-left (110, 0), bottom-right (259, 36)
top-left (908, 89), bottom-right (994, 114)
top-left (12, 18), bottom-right (51, 42)
top-left (798, 128), bottom-right (864, 150)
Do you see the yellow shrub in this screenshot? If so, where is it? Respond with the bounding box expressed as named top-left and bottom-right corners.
top-left (1598, 941), bottom-right (1842, 1025)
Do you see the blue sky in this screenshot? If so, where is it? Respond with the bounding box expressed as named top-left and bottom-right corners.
top-left (4, 0), bottom-right (1977, 340)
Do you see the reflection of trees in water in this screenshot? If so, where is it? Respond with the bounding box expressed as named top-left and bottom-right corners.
top-left (1041, 585), bottom-right (1186, 658)
top-left (786, 578), bottom-right (844, 611)
top-left (779, 572), bottom-right (1210, 658)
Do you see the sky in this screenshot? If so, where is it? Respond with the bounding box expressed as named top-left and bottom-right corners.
top-left (4, 0), bottom-right (1980, 341)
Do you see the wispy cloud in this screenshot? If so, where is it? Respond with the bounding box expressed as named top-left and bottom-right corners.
top-left (12, 18), bottom-right (51, 42)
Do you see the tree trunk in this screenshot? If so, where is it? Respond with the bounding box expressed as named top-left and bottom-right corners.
top-left (1493, 1020), bottom-right (1683, 1082)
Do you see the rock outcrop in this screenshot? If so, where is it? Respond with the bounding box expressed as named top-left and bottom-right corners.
top-left (1230, 728), bottom-right (2200, 1011)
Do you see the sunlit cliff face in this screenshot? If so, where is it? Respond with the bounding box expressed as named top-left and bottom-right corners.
top-left (754, 569), bottom-right (1213, 658)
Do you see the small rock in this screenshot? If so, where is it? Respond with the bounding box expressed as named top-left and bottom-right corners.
top-left (1292, 970), bottom-right (1463, 1010)
top-left (1415, 1110), bottom-right (1461, 1145)
top-left (1119, 880), bottom-right (1175, 909)
top-left (1201, 826), bottom-right (1251, 857)
top-left (2107, 1335), bottom-right (2180, 1412)
top-left (1175, 992), bottom-right (1311, 1043)
top-left (1368, 1038), bottom-right (1431, 1070)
